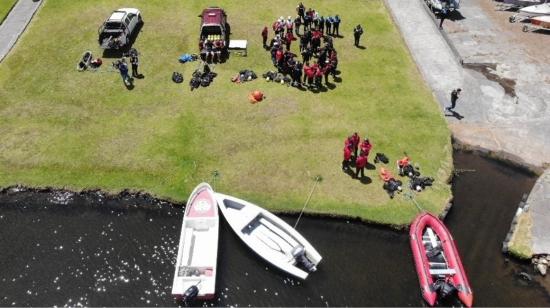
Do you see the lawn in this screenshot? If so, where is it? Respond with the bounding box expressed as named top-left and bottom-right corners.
top-left (0, 0), bottom-right (452, 226)
top-left (0, 0), bottom-right (17, 24)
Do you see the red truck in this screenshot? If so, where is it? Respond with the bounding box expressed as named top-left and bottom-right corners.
top-left (198, 7), bottom-right (230, 62)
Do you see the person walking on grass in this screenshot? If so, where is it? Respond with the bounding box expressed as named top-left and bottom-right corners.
top-left (262, 26), bottom-right (269, 48)
top-left (447, 88), bottom-right (462, 111)
top-left (116, 58), bottom-right (131, 86)
top-left (439, 7), bottom-right (448, 29)
top-left (353, 24), bottom-right (363, 47)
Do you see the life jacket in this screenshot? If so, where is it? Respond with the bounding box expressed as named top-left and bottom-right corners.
top-left (398, 156), bottom-right (410, 167)
top-left (380, 168), bottom-right (394, 182)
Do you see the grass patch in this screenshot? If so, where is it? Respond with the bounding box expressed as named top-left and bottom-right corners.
top-left (508, 212), bottom-right (534, 259)
top-left (0, 0), bottom-right (452, 225)
top-left (0, 0), bottom-right (17, 24)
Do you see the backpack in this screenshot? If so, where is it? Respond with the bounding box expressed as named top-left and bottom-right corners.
top-left (374, 153), bottom-right (389, 164)
top-left (172, 72), bottom-right (184, 83)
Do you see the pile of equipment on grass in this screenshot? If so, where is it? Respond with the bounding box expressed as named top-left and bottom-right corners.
top-left (189, 63), bottom-right (217, 91)
top-left (379, 167), bottom-right (403, 198)
top-left (374, 153), bottom-right (389, 164)
top-left (77, 51), bottom-right (102, 71)
top-left (172, 72), bottom-right (184, 83)
top-left (179, 53), bottom-right (199, 63)
top-left (396, 156), bottom-right (435, 192)
top-left (262, 71), bottom-right (291, 86)
top-left (231, 69), bottom-right (257, 83)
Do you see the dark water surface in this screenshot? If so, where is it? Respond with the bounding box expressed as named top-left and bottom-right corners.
top-left (0, 152), bottom-right (549, 306)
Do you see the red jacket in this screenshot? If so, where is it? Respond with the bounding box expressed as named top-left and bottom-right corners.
top-left (356, 155), bottom-right (367, 168)
top-left (315, 67), bottom-right (324, 77)
top-left (275, 50), bottom-right (284, 61)
top-left (344, 146), bottom-right (352, 160)
top-left (360, 140), bottom-right (372, 154)
top-left (398, 156), bottom-right (410, 167)
top-left (304, 66), bottom-right (315, 78)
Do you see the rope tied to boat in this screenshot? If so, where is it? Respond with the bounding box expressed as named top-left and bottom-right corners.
top-left (294, 175), bottom-right (323, 229)
top-left (403, 190), bottom-right (425, 213)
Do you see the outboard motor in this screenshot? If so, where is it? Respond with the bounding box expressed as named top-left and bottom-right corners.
top-left (433, 280), bottom-right (457, 299)
top-left (182, 285), bottom-right (199, 304)
top-left (292, 246), bottom-right (317, 272)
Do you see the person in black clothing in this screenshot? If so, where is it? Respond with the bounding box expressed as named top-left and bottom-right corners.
top-left (301, 46), bottom-right (312, 64)
top-left (439, 8), bottom-right (448, 29)
top-left (318, 16), bottom-right (325, 34)
top-left (447, 88), bottom-right (462, 110)
top-left (353, 24), bottom-right (363, 47)
top-left (333, 15), bottom-right (341, 36)
top-left (296, 2), bottom-right (305, 20)
top-left (129, 49), bottom-right (140, 77)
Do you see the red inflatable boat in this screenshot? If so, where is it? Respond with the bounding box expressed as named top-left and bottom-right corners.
top-left (410, 213), bottom-right (473, 307)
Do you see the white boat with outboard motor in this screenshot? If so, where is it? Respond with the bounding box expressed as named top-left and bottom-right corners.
top-left (215, 192), bottom-right (322, 280)
top-left (172, 183), bottom-right (219, 301)
top-left (509, 2), bottom-right (550, 21)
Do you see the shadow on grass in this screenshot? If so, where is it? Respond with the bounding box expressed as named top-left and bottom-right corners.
top-left (356, 45), bottom-right (366, 50)
top-left (366, 162), bottom-right (376, 170)
top-left (326, 82), bottom-right (336, 90)
top-left (358, 176), bottom-right (372, 185)
top-left (333, 76), bottom-right (342, 83)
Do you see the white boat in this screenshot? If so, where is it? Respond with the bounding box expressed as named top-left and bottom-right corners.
top-left (215, 193), bottom-right (322, 280)
top-left (523, 15), bottom-right (550, 31)
top-left (172, 183), bottom-right (219, 301)
top-left (520, 3), bottom-right (550, 15)
top-left (511, 3), bottom-right (550, 21)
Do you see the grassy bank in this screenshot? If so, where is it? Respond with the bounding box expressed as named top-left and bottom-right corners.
top-left (0, 0), bottom-right (452, 225)
top-left (0, 0), bottom-right (17, 24)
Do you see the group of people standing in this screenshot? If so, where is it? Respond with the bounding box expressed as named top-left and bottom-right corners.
top-left (342, 132), bottom-right (373, 179)
top-left (262, 3), bottom-right (341, 90)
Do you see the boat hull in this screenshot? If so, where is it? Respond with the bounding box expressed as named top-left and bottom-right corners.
top-left (216, 192), bottom-right (322, 280)
top-left (519, 3), bottom-right (550, 15)
top-left (410, 213), bottom-right (473, 307)
top-left (172, 183), bottom-right (219, 300)
top-left (531, 15), bottom-right (550, 28)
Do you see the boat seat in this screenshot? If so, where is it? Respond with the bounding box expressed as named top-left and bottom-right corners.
top-left (429, 268), bottom-right (456, 276)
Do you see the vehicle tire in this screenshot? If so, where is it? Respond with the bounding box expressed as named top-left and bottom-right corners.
top-left (522, 25), bottom-right (529, 32)
top-left (509, 16), bottom-right (515, 23)
top-left (138, 15), bottom-right (143, 25)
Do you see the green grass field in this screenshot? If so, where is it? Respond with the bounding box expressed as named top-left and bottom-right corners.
top-left (0, 0), bottom-right (17, 24)
top-left (0, 0), bottom-right (452, 226)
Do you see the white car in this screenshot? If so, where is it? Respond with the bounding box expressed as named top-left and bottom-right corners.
top-left (98, 8), bottom-right (142, 49)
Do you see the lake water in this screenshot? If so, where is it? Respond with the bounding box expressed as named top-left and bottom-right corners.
top-left (0, 151), bottom-right (549, 306)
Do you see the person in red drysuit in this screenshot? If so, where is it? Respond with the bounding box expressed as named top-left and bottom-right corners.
top-left (351, 132), bottom-right (360, 158)
top-left (262, 26), bottom-right (269, 48)
top-left (342, 144), bottom-right (353, 171)
top-left (304, 62), bottom-right (315, 87)
top-left (355, 152), bottom-right (367, 179)
top-left (360, 138), bottom-right (373, 156)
